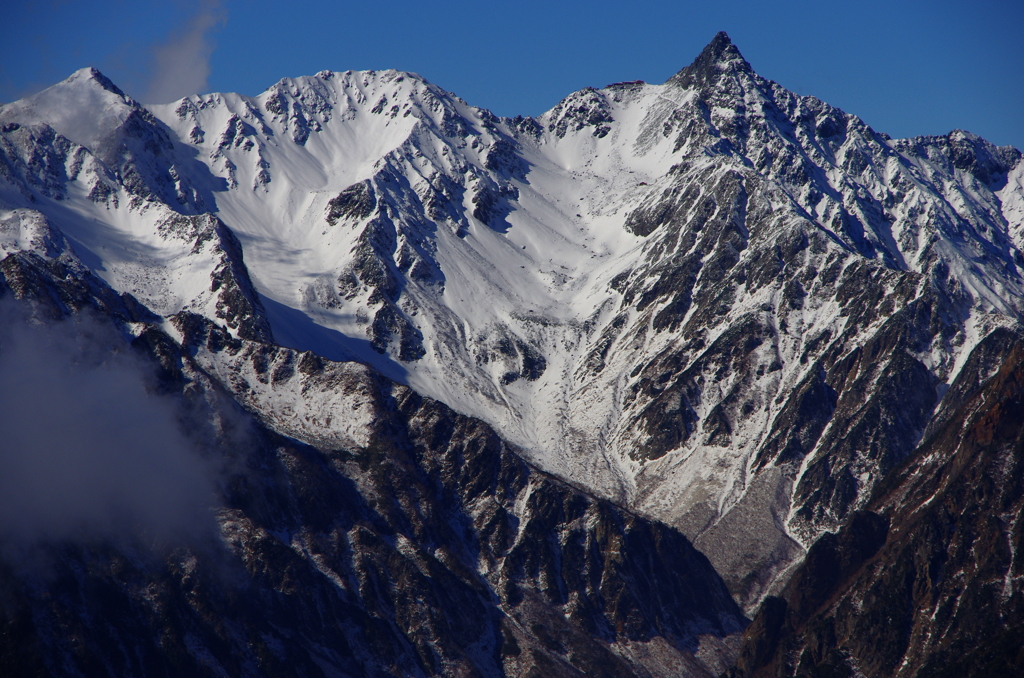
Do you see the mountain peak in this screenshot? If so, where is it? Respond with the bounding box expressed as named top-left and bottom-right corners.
top-left (0, 67), bottom-right (139, 151)
top-left (667, 31), bottom-right (752, 89)
top-left (704, 31), bottom-right (738, 56)
top-left (76, 67), bottom-right (129, 99)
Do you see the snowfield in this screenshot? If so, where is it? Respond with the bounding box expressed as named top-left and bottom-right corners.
top-left (2, 33), bottom-right (1022, 610)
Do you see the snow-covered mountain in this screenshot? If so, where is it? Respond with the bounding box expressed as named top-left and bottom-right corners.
top-left (2, 30), bottom-right (1023, 633)
top-left (0, 240), bottom-right (747, 677)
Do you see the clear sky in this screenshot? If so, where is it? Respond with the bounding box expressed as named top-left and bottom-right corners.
top-left (2, 0), bottom-right (1022, 151)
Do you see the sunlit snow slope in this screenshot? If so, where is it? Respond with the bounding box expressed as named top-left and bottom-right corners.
top-left (3, 33), bottom-right (1023, 608)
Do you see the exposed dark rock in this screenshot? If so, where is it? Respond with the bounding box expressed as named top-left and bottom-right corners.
top-left (4, 35), bottom-right (1024, 678)
top-left (207, 220), bottom-right (274, 343)
top-left (485, 137), bottom-right (528, 179)
top-left (668, 32), bottom-right (753, 91)
top-left (547, 88), bottom-right (614, 139)
top-left (0, 251), bottom-right (151, 323)
top-left (728, 338), bottom-right (1024, 678)
top-left (472, 183), bottom-right (519, 229)
top-left (0, 258), bottom-right (748, 678)
top-left (369, 300), bottom-right (425, 360)
top-left (326, 180), bottom-right (376, 226)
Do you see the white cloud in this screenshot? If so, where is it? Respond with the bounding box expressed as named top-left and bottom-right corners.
top-left (144, 0), bottom-right (225, 104)
top-left (0, 305), bottom-right (218, 544)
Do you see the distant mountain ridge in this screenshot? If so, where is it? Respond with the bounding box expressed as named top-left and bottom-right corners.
top-left (1, 32), bottom-right (1023, 676)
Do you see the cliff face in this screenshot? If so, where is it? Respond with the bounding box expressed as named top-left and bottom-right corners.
top-left (3, 31), bottom-right (1024, 676)
top-left (0, 235), bottom-right (745, 678)
top-left (5, 39), bottom-right (1022, 612)
top-left (728, 330), bottom-right (1024, 678)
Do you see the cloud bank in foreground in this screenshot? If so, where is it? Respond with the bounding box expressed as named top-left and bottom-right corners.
top-left (0, 305), bottom-right (218, 544)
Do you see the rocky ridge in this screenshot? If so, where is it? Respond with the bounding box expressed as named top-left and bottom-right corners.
top-left (0, 209), bottom-right (745, 677)
top-left (728, 328), bottom-right (1024, 677)
top-left (1, 32), bottom-right (1023, 674)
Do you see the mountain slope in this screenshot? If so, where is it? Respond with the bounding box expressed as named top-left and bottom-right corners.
top-left (0, 210), bottom-right (746, 677)
top-left (728, 329), bottom-right (1024, 677)
top-left (1, 33), bottom-right (1023, 614)
top-left (0, 68), bottom-right (271, 342)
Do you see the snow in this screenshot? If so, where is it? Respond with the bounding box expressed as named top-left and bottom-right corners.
top-left (998, 156), bottom-right (1024, 250)
top-left (143, 74), bottom-right (701, 478)
top-left (0, 68), bottom-right (136, 151)
top-left (3, 60), bottom-right (1024, 604)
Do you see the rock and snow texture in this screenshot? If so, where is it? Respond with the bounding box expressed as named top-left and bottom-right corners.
top-left (2, 33), bottom-right (1023, 609)
top-left (0, 68), bottom-right (270, 342)
top-left (0, 241), bottom-right (747, 678)
top-left (729, 330), bottom-right (1024, 678)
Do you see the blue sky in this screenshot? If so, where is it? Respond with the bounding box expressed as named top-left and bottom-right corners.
top-left (2, 0), bottom-right (1022, 150)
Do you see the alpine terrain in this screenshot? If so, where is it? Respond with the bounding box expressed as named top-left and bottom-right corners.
top-left (1, 32), bottom-right (1022, 676)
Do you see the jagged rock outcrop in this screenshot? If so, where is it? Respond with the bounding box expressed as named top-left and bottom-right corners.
top-left (0, 218), bottom-right (745, 677)
top-left (2, 32), bottom-right (1024, 675)
top-left (727, 330), bottom-right (1024, 677)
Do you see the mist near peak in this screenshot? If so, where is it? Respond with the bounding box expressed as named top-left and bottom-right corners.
top-left (144, 0), bottom-right (226, 104)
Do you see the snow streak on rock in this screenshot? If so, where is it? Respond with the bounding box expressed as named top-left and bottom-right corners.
top-left (2, 33), bottom-right (1023, 614)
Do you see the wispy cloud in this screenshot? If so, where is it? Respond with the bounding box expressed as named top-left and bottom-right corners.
top-left (144, 0), bottom-right (226, 104)
top-left (0, 304), bottom-right (219, 544)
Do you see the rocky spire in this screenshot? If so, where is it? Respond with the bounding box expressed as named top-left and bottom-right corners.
top-left (80, 67), bottom-right (129, 99)
top-left (667, 31), bottom-right (753, 89)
